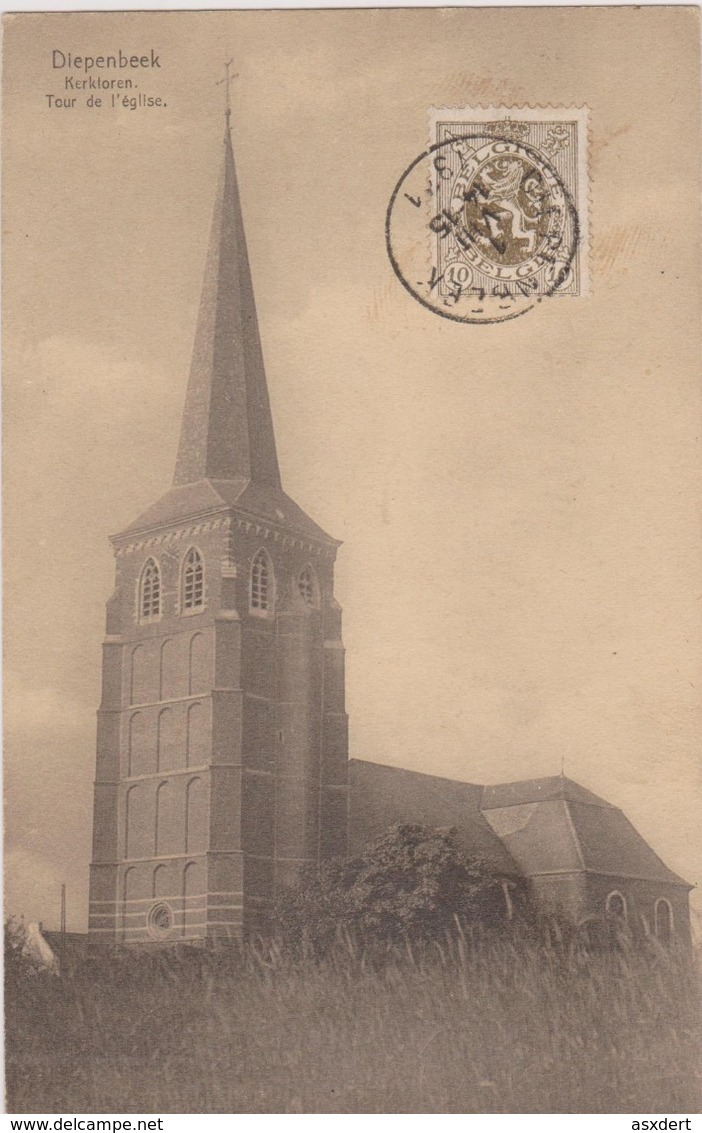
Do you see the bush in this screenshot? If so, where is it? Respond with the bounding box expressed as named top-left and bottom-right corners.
top-left (5, 917), bottom-right (45, 982)
top-left (274, 823), bottom-right (518, 953)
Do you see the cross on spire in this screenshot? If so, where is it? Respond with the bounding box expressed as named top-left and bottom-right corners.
top-left (216, 58), bottom-right (238, 123)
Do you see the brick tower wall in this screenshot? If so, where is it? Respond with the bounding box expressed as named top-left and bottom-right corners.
top-left (89, 511), bottom-right (348, 944)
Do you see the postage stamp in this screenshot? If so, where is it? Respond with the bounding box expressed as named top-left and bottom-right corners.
top-left (386, 106), bottom-right (589, 324)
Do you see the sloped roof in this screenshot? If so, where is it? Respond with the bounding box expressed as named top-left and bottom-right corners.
top-left (114, 478), bottom-right (337, 545)
top-left (348, 759), bottom-right (520, 875)
top-left (481, 776), bottom-right (689, 887)
top-left (173, 123), bottom-right (281, 490)
top-left (480, 800), bottom-right (583, 875)
top-left (482, 775), bottom-right (613, 810)
top-left (567, 801), bottom-right (689, 887)
top-left (116, 125), bottom-right (338, 550)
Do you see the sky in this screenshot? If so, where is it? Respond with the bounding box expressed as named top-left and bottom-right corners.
top-left (3, 7), bottom-right (701, 932)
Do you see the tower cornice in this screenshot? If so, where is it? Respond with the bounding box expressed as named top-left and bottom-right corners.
top-left (111, 506), bottom-right (340, 558)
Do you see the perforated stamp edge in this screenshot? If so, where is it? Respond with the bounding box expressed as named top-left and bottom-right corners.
top-left (428, 105), bottom-right (591, 299)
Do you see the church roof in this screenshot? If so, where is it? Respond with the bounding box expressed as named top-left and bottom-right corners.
top-left (173, 120), bottom-right (281, 489)
top-left (348, 759), bottom-right (521, 876)
top-left (115, 117), bottom-right (336, 547)
top-left (481, 775), bottom-right (614, 810)
top-left (349, 765), bottom-right (688, 887)
top-left (115, 478), bottom-right (338, 545)
top-left (480, 776), bottom-right (690, 887)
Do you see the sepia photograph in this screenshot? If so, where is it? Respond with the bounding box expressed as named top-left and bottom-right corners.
top-left (3, 5), bottom-right (701, 1115)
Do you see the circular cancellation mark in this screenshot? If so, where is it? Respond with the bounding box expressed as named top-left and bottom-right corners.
top-left (385, 132), bottom-right (580, 325)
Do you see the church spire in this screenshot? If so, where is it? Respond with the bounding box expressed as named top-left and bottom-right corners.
top-left (173, 106), bottom-right (282, 490)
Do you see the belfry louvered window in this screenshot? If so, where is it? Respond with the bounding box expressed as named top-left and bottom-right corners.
top-left (298, 564), bottom-right (319, 608)
top-left (654, 898), bottom-right (673, 944)
top-left (182, 548), bottom-right (205, 611)
top-left (140, 559), bottom-right (161, 621)
top-left (251, 549), bottom-right (272, 611)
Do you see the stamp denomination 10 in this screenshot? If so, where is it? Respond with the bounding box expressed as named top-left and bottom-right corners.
top-left (386, 107), bottom-right (589, 325)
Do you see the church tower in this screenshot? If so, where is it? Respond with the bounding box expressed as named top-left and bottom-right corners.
top-left (88, 112), bottom-right (349, 944)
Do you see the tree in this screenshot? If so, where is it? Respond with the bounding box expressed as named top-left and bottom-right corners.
top-left (274, 823), bottom-right (514, 952)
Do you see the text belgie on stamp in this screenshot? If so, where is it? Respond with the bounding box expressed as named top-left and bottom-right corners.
top-left (386, 106), bottom-right (589, 324)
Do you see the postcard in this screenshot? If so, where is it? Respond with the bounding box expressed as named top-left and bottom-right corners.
top-left (3, 6), bottom-right (700, 1115)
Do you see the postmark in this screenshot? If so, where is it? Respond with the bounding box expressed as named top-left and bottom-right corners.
top-left (386, 107), bottom-right (589, 324)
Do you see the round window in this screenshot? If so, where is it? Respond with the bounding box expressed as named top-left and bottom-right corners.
top-left (147, 901), bottom-right (174, 939)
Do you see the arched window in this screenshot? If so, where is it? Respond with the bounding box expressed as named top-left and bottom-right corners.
top-left (152, 864), bottom-right (169, 899)
top-left (125, 785), bottom-right (141, 859)
top-left (186, 702), bottom-right (206, 767)
top-left (298, 564), bottom-right (320, 608)
top-left (605, 890), bottom-right (627, 921)
top-left (128, 711), bottom-right (153, 778)
top-left (155, 780), bottom-right (182, 857)
top-left (250, 549), bottom-right (274, 613)
top-left (182, 861), bottom-right (203, 937)
top-left (139, 559), bottom-right (161, 621)
top-left (122, 867), bottom-right (137, 939)
top-left (654, 898), bottom-right (673, 944)
top-left (160, 638), bottom-right (182, 700)
top-left (182, 548), bottom-right (205, 612)
top-left (185, 777), bottom-right (207, 854)
top-left (157, 708), bottom-right (182, 773)
top-left (188, 634), bottom-right (209, 695)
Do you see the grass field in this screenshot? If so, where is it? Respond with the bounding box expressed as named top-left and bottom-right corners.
top-left (6, 927), bottom-right (701, 1114)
